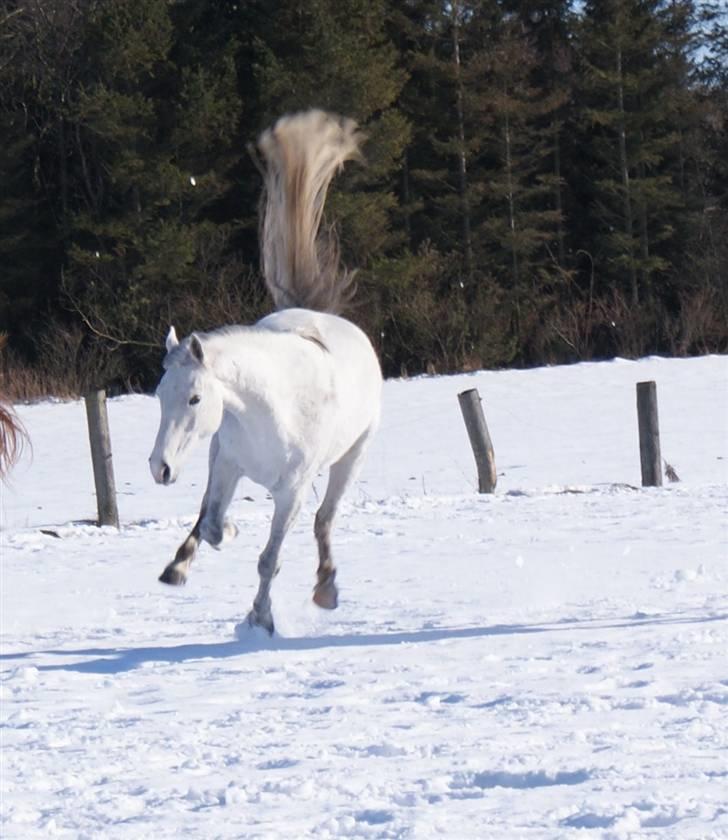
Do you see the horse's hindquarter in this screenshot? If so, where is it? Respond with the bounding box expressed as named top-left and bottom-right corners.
top-left (218, 312), bottom-right (381, 488)
top-left (314, 314), bottom-right (382, 460)
top-left (258, 310), bottom-right (382, 430)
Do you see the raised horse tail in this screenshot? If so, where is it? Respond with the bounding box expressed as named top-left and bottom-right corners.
top-left (257, 109), bottom-right (363, 314)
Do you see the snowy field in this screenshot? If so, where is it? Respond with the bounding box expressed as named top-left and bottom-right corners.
top-left (1, 354), bottom-right (727, 839)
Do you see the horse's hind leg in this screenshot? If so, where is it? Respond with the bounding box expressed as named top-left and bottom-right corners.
top-left (159, 436), bottom-right (240, 586)
top-left (313, 432), bottom-right (370, 610)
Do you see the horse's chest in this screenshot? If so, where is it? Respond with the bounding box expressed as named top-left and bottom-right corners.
top-left (218, 410), bottom-right (302, 488)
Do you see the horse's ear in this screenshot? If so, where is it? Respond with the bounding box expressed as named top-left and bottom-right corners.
top-left (189, 334), bottom-right (204, 364)
top-left (166, 326), bottom-right (179, 352)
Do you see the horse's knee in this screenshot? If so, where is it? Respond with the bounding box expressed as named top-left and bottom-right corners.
top-left (201, 512), bottom-right (237, 548)
top-left (200, 516), bottom-right (224, 547)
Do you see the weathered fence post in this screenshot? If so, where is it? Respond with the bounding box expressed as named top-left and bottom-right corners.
top-left (458, 388), bottom-right (497, 494)
top-left (84, 390), bottom-right (120, 527)
top-left (636, 380), bottom-right (662, 488)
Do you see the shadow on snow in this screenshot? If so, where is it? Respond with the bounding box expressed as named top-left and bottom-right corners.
top-left (1, 611), bottom-right (725, 675)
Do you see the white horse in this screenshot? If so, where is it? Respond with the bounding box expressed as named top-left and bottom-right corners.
top-left (149, 111), bottom-right (382, 634)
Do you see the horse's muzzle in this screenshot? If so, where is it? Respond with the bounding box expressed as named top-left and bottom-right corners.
top-left (150, 455), bottom-right (175, 485)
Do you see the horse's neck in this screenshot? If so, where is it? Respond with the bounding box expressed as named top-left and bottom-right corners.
top-left (207, 329), bottom-right (288, 410)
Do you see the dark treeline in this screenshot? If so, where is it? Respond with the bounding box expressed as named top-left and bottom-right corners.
top-left (1, 0), bottom-right (726, 395)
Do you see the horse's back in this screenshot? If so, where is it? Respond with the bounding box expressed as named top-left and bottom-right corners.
top-left (257, 309), bottom-right (372, 354)
top-left (257, 308), bottom-right (382, 443)
top-left (258, 309), bottom-right (380, 391)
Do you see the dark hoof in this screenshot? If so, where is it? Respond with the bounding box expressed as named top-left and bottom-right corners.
top-left (159, 565), bottom-right (187, 586)
top-left (246, 609), bottom-right (275, 636)
top-left (313, 574), bottom-right (338, 610)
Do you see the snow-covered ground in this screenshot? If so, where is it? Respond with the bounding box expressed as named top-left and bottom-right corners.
top-left (1, 355), bottom-right (727, 839)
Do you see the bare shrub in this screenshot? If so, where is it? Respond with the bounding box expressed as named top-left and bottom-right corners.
top-left (674, 286), bottom-right (728, 355)
top-left (0, 323), bottom-right (125, 401)
top-left (166, 264), bottom-right (269, 337)
top-left (548, 294), bottom-right (598, 360)
top-left (355, 245), bottom-right (518, 376)
top-left (592, 289), bottom-right (658, 359)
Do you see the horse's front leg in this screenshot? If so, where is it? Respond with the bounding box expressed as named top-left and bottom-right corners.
top-left (159, 508), bottom-right (205, 585)
top-left (159, 437), bottom-right (240, 585)
top-left (248, 487), bottom-right (304, 634)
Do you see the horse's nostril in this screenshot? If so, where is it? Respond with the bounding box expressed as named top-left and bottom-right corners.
top-left (162, 463), bottom-right (171, 484)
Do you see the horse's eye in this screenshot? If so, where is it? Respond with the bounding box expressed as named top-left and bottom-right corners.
top-left (189, 395), bottom-right (201, 406)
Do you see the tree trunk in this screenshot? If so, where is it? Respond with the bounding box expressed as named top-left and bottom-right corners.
top-left (553, 120), bottom-right (566, 267)
top-left (402, 148), bottom-right (412, 245)
top-left (616, 41), bottom-right (638, 305)
top-left (504, 109), bottom-right (519, 288)
top-left (452, 2), bottom-right (473, 282)
top-left (58, 114), bottom-right (68, 227)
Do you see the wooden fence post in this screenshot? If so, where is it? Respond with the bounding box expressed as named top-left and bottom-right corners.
top-left (458, 388), bottom-right (497, 493)
top-left (84, 390), bottom-right (120, 527)
top-left (636, 380), bottom-right (662, 487)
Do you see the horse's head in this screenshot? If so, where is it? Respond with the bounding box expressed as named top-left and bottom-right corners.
top-left (149, 327), bottom-right (224, 485)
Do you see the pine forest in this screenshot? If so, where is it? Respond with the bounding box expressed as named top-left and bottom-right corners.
top-left (1, 0), bottom-right (726, 396)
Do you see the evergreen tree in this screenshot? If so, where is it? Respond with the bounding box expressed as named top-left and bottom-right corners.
top-left (0, 0), bottom-right (90, 349)
top-left (677, 0), bottom-right (728, 350)
top-left (575, 0), bottom-right (696, 312)
top-left (248, 0), bottom-right (410, 368)
top-left (1, 0), bottom-right (726, 393)
top-left (504, 0), bottom-right (575, 269)
top-left (0, 0), bottom-right (248, 386)
top-left (389, 2), bottom-right (571, 366)
top-left (469, 14), bottom-right (569, 358)
top-left (388, 1), bottom-right (482, 271)
top-left (65, 0), bottom-right (245, 352)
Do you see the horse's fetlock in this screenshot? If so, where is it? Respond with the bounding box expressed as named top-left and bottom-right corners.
top-left (174, 536), bottom-right (197, 564)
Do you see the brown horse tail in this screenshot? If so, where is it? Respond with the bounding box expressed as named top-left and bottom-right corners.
top-left (0, 402), bottom-right (25, 478)
top-left (257, 109), bottom-right (363, 314)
